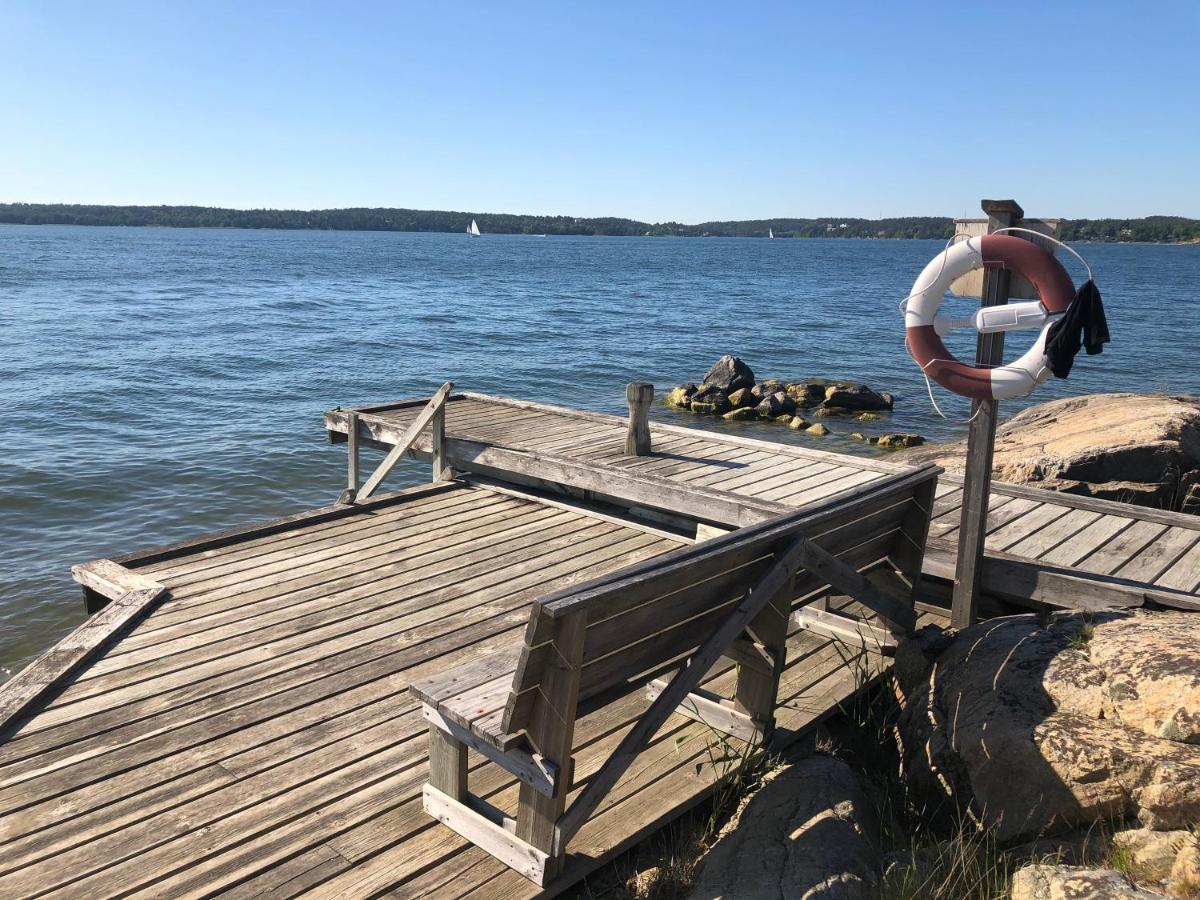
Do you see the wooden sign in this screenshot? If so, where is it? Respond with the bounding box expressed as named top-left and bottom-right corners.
top-left (949, 217), bottom-right (1062, 299)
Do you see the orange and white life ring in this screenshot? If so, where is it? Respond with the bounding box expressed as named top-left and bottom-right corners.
top-left (904, 234), bottom-right (1075, 400)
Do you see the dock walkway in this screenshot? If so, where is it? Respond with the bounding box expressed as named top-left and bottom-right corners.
top-left (330, 392), bottom-right (1200, 610)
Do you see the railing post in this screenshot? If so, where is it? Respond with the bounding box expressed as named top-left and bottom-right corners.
top-left (431, 400), bottom-right (452, 481)
top-left (341, 411), bottom-right (361, 504)
top-left (625, 383), bottom-right (653, 457)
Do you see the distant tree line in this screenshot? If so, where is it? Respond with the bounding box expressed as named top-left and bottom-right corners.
top-left (1, 203), bottom-right (1197, 243)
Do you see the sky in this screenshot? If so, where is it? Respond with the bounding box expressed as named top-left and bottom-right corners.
top-left (2, 1), bottom-right (1197, 222)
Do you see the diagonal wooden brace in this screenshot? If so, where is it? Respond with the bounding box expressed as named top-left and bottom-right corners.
top-left (355, 381), bottom-right (453, 500)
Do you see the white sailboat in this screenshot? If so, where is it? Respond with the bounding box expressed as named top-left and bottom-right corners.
top-left (467, 218), bottom-right (481, 237)
top-left (768, 227), bottom-right (774, 239)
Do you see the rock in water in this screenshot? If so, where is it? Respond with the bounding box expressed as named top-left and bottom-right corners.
top-left (689, 384), bottom-right (731, 415)
top-left (898, 393), bottom-right (1200, 512)
top-left (788, 416), bottom-right (811, 430)
top-left (727, 387), bottom-right (755, 409)
top-left (723, 407), bottom-right (758, 422)
top-left (1010, 864), bottom-right (1165, 899)
top-left (666, 383), bottom-right (697, 410)
top-left (688, 757), bottom-right (878, 900)
top-left (786, 382), bottom-right (826, 408)
top-left (807, 423), bottom-right (831, 436)
top-left (702, 355), bottom-right (756, 393)
top-left (894, 612), bottom-right (1200, 843)
top-left (876, 433), bottom-right (924, 449)
top-left (823, 383), bottom-right (894, 411)
top-left (755, 391), bottom-right (795, 419)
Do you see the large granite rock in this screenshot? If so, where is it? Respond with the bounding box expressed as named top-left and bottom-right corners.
top-left (899, 393), bottom-right (1200, 512)
top-left (689, 756), bottom-right (878, 900)
top-left (702, 355), bottom-right (756, 393)
top-left (1010, 864), bottom-right (1165, 899)
top-left (894, 612), bottom-right (1200, 843)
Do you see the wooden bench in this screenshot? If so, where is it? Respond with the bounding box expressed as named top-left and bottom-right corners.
top-left (410, 462), bottom-right (940, 885)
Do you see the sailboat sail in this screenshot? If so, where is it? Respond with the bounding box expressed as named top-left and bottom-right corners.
top-left (768, 227), bottom-right (774, 239)
top-left (467, 219), bottom-right (481, 237)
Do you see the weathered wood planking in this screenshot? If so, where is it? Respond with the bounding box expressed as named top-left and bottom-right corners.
top-left (330, 393), bottom-right (1200, 610)
top-left (0, 475), bottom-right (923, 899)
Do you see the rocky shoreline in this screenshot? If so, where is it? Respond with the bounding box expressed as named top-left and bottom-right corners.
top-left (666, 355), bottom-right (925, 449)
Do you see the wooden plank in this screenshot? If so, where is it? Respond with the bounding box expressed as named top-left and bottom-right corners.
top-left (794, 606), bottom-right (897, 654)
top-left (423, 785), bottom-right (549, 884)
top-left (1077, 520), bottom-right (1169, 575)
top-left (1004, 508), bottom-right (1102, 559)
top-left (1037, 515), bottom-right (1135, 568)
top-left (1156, 538), bottom-right (1200, 592)
top-left (69, 559), bottom-right (161, 602)
top-left (421, 706), bottom-right (558, 799)
top-left (644, 680), bottom-right (764, 743)
top-left (1113, 529), bottom-right (1199, 583)
top-left (427, 723), bottom-right (468, 802)
top-left (0, 586), bottom-right (167, 738)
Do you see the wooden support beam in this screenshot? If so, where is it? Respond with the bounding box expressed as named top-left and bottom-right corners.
top-left (952, 199), bottom-right (1022, 629)
top-left (791, 536), bottom-right (916, 633)
top-left (423, 785), bottom-right (550, 884)
top-left (645, 679), bottom-right (765, 744)
top-left (356, 381), bottom-right (453, 501)
top-left (426, 724), bottom-right (468, 802)
top-left (344, 410), bottom-right (361, 501)
top-left (625, 382), bottom-right (654, 456)
top-left (794, 606), bottom-right (898, 655)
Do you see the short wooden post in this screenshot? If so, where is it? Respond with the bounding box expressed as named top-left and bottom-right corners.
top-left (431, 402), bottom-right (452, 481)
top-left (951, 199), bottom-right (1021, 629)
top-left (625, 382), bottom-right (653, 456)
top-left (733, 573), bottom-right (791, 742)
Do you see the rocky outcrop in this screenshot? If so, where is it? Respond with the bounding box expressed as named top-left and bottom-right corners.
top-left (688, 756), bottom-right (879, 900)
top-left (665, 356), bottom-right (902, 441)
top-left (899, 393), bottom-right (1200, 512)
top-left (876, 433), bottom-right (924, 449)
top-left (702, 354), bottom-right (756, 393)
top-left (894, 611), bottom-right (1200, 844)
top-left (1010, 864), bottom-right (1165, 899)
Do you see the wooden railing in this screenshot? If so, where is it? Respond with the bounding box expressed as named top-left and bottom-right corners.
top-left (342, 381), bottom-right (454, 503)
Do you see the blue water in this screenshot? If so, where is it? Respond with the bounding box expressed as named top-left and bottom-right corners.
top-left (1, 225), bottom-right (1197, 674)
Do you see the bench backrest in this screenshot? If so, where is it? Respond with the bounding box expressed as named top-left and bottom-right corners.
top-left (501, 463), bottom-right (939, 734)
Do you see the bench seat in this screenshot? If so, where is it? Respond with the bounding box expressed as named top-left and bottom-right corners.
top-left (411, 647), bottom-right (525, 751)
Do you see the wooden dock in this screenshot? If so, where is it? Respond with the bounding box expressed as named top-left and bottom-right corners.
top-left (328, 392), bottom-right (1200, 611)
top-left (0, 388), bottom-right (1195, 899)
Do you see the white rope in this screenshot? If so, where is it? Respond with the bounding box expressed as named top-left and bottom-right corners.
top-left (897, 231), bottom-right (973, 313)
top-left (990, 226), bottom-right (1095, 282)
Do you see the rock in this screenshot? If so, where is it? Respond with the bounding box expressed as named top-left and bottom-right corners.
top-left (756, 391), bottom-right (795, 419)
top-left (894, 612), bottom-right (1200, 844)
top-left (856, 412), bottom-right (882, 422)
top-left (876, 433), bottom-right (925, 449)
top-left (1112, 828), bottom-right (1193, 883)
top-left (824, 383), bottom-right (894, 411)
top-left (1169, 835), bottom-right (1200, 897)
top-left (814, 406), bottom-right (854, 418)
top-left (807, 423), bottom-right (831, 436)
top-left (727, 387), bottom-right (755, 409)
top-left (849, 431), bottom-right (868, 442)
top-left (786, 382), bottom-right (827, 408)
top-left (897, 393), bottom-right (1200, 513)
top-left (1010, 864), bottom-right (1165, 899)
top-left (690, 385), bottom-right (731, 415)
top-left (723, 407), bottom-right (758, 422)
top-left (666, 383), bottom-right (697, 410)
top-left (788, 416), bottom-right (811, 430)
top-left (689, 756), bottom-right (878, 900)
top-left (702, 355), bottom-right (756, 393)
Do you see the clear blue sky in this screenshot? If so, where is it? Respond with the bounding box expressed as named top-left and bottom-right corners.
top-left (2, 1), bottom-right (1196, 222)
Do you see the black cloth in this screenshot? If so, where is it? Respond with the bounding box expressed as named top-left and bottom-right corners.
top-left (1045, 279), bottom-right (1110, 378)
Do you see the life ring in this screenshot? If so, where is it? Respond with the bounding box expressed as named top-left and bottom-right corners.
top-left (904, 234), bottom-right (1075, 400)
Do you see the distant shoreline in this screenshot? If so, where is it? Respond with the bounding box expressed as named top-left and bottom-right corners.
top-left (2, 203), bottom-right (1198, 243)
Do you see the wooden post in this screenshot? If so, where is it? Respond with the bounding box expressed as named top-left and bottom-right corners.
top-left (431, 403), bottom-right (452, 481)
top-left (625, 382), bottom-right (653, 456)
top-left (950, 199), bottom-right (1022, 629)
top-left (516, 610), bottom-right (586, 877)
top-left (341, 411), bottom-right (361, 504)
